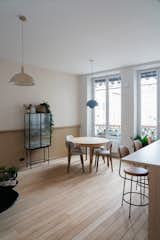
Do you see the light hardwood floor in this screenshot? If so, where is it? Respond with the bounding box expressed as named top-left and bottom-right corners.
top-left (0, 157), bottom-right (148, 240)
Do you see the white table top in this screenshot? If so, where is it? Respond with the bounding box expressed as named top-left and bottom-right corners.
top-left (123, 140), bottom-right (160, 167)
top-left (72, 137), bottom-right (109, 146)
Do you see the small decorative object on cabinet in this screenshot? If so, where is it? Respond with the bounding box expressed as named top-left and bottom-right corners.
top-left (24, 112), bottom-right (52, 167)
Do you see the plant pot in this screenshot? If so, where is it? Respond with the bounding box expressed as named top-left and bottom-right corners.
top-left (36, 105), bottom-right (47, 113)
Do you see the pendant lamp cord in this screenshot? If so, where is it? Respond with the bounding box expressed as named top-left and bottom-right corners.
top-left (18, 15), bottom-right (26, 72)
top-left (21, 18), bottom-right (24, 71)
top-left (89, 59), bottom-right (94, 77)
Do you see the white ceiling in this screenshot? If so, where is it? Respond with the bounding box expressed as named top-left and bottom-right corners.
top-left (0, 0), bottom-right (160, 74)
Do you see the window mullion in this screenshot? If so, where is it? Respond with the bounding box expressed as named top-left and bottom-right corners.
top-left (106, 78), bottom-right (109, 137)
top-left (92, 78), bottom-right (95, 136)
top-left (157, 71), bottom-right (160, 138)
top-left (137, 71), bottom-right (141, 136)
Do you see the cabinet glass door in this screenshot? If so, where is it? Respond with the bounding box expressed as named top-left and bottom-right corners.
top-left (41, 113), bottom-right (51, 147)
top-left (25, 114), bottom-right (30, 149)
top-left (30, 113), bottom-right (41, 149)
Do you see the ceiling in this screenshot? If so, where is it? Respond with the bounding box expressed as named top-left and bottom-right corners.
top-left (0, 0), bottom-right (160, 74)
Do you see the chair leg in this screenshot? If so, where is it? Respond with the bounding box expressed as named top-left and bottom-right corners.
top-left (67, 154), bottom-right (71, 173)
top-left (102, 155), bottom-right (105, 163)
top-left (96, 155), bottom-right (99, 172)
top-left (129, 176), bottom-right (133, 219)
top-left (85, 147), bottom-right (87, 161)
top-left (110, 155), bottom-right (113, 172)
top-left (80, 154), bottom-right (85, 173)
top-left (107, 156), bottom-right (109, 168)
top-left (121, 173), bottom-right (126, 206)
top-left (94, 154), bottom-right (97, 167)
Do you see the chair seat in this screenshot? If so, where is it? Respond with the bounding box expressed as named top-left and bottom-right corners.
top-left (71, 147), bottom-right (83, 155)
top-left (124, 166), bottom-right (149, 177)
top-left (95, 149), bottom-right (110, 156)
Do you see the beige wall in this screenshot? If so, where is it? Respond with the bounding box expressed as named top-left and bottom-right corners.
top-left (0, 125), bottom-right (80, 168)
top-left (0, 59), bottom-right (81, 167)
top-left (0, 59), bottom-right (80, 130)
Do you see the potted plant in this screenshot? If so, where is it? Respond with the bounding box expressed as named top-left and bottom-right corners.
top-left (134, 135), bottom-right (149, 147)
top-left (0, 167), bottom-right (18, 189)
top-left (36, 102), bottom-right (50, 113)
top-left (36, 102), bottom-right (54, 129)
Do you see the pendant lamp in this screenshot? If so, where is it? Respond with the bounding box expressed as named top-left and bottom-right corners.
top-left (9, 15), bottom-right (35, 86)
top-left (86, 59), bottom-right (98, 108)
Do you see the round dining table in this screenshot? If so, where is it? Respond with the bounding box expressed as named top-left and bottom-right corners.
top-left (72, 137), bottom-right (109, 172)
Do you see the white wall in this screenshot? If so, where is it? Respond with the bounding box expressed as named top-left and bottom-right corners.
top-left (80, 62), bottom-right (160, 152)
top-left (0, 59), bottom-right (80, 130)
top-left (120, 67), bottom-right (136, 146)
top-left (79, 75), bottom-right (94, 137)
top-left (79, 75), bottom-right (87, 136)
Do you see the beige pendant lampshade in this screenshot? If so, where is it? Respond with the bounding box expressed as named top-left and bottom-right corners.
top-left (9, 15), bottom-right (35, 86)
top-left (10, 66), bottom-right (34, 86)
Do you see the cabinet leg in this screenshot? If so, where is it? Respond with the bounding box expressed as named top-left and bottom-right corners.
top-left (25, 150), bottom-right (28, 167)
top-left (48, 147), bottom-right (50, 165)
top-left (43, 148), bottom-right (45, 162)
top-left (29, 150), bottom-right (32, 169)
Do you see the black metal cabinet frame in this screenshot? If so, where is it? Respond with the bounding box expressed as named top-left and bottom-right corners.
top-left (24, 113), bottom-right (52, 167)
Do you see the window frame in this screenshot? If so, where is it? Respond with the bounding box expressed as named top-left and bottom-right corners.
top-left (137, 68), bottom-right (160, 139)
top-left (92, 74), bottom-right (121, 139)
top-left (91, 76), bottom-right (107, 137)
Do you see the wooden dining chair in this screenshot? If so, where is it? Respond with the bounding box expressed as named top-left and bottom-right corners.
top-left (132, 139), bottom-right (143, 152)
top-left (94, 141), bottom-right (113, 172)
top-left (118, 145), bottom-right (149, 218)
top-left (65, 135), bottom-right (85, 173)
top-left (147, 136), bottom-right (153, 145)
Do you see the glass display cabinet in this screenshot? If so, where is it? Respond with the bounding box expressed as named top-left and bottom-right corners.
top-left (24, 113), bottom-right (51, 167)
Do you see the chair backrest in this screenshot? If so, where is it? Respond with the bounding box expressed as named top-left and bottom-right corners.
top-left (147, 136), bottom-right (153, 145)
top-left (133, 140), bottom-right (142, 152)
top-left (118, 145), bottom-right (130, 178)
top-left (65, 135), bottom-right (74, 149)
top-left (106, 141), bottom-right (112, 152)
top-left (65, 135), bottom-right (82, 156)
top-left (65, 135), bottom-right (74, 142)
top-left (118, 145), bottom-right (130, 158)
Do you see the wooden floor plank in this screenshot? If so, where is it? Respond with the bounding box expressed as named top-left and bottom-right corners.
top-left (0, 157), bottom-right (148, 240)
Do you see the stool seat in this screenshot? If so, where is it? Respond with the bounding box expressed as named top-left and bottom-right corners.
top-left (124, 167), bottom-right (149, 177)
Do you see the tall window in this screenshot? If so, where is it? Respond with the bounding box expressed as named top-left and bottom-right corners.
top-left (139, 70), bottom-right (158, 139)
top-left (94, 79), bottom-right (106, 136)
top-left (94, 75), bottom-right (121, 138)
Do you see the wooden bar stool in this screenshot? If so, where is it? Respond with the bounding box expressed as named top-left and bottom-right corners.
top-left (118, 145), bottom-right (149, 218)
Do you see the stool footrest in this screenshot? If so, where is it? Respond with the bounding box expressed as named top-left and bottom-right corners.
top-left (123, 191), bottom-right (149, 207)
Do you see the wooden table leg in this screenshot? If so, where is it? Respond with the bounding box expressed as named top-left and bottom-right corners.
top-left (148, 166), bottom-right (160, 240)
top-left (89, 147), bottom-right (94, 173)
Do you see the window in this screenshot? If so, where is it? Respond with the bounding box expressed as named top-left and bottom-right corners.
top-left (108, 78), bottom-right (121, 137)
top-left (138, 70), bottom-right (158, 139)
top-left (94, 79), bottom-right (106, 136)
top-left (94, 75), bottom-right (121, 138)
